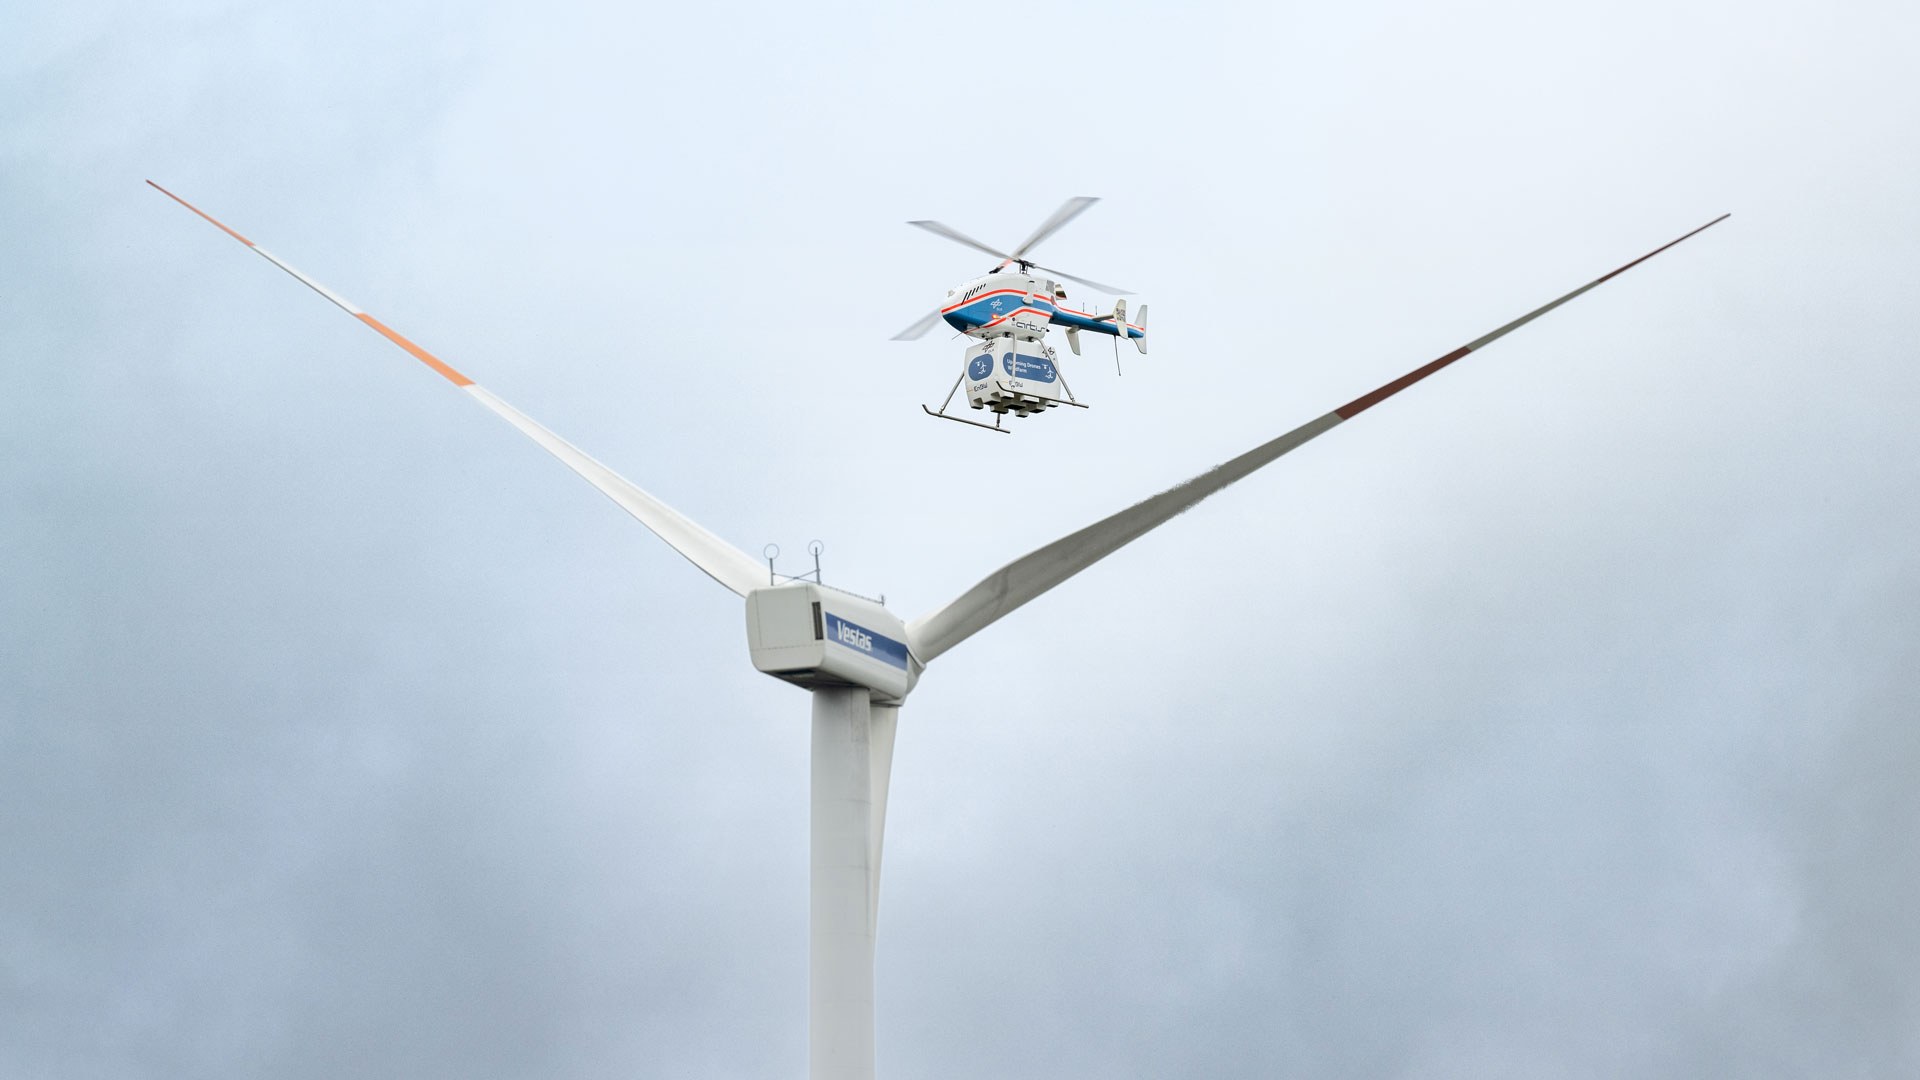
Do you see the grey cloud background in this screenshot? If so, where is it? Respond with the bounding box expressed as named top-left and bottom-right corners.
top-left (4, 1), bottom-right (1916, 1076)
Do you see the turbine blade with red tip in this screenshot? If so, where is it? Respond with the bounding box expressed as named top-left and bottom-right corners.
top-left (907, 213), bottom-right (1731, 663)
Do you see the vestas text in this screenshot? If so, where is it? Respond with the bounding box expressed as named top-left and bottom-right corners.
top-left (821, 612), bottom-right (912, 671)
top-left (837, 620), bottom-right (873, 652)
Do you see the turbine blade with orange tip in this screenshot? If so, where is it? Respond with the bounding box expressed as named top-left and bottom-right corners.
top-left (148, 180), bottom-right (767, 598)
top-left (146, 180), bottom-right (474, 387)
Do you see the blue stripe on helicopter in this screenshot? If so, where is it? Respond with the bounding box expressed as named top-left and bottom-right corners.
top-left (941, 293), bottom-right (1053, 326)
top-left (942, 296), bottom-right (1139, 337)
top-left (1049, 309), bottom-right (1141, 336)
top-left (823, 612), bottom-right (911, 671)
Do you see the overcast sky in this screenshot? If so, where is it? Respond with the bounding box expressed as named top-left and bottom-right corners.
top-left (4, 1), bottom-right (1917, 1077)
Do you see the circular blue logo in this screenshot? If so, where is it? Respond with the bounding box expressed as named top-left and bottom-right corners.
top-left (968, 354), bottom-right (993, 381)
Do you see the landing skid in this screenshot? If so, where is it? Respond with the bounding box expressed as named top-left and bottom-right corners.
top-left (921, 404), bottom-right (1011, 434)
top-left (921, 372), bottom-right (1009, 434)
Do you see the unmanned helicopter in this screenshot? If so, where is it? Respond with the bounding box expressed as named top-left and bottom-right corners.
top-left (893, 197), bottom-right (1146, 433)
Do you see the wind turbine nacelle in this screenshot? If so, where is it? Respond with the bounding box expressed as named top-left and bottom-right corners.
top-left (744, 584), bottom-right (916, 701)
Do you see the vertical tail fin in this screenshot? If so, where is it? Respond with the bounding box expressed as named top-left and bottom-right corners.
top-left (1133, 304), bottom-right (1148, 354)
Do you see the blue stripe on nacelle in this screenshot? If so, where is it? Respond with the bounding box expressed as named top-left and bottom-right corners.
top-left (824, 612), bottom-right (911, 671)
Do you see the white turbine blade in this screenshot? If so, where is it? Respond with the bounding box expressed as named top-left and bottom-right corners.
top-left (906, 413), bottom-right (1340, 664)
top-left (890, 308), bottom-right (945, 341)
top-left (905, 219), bottom-right (1018, 264)
top-left (148, 180), bottom-right (767, 598)
top-left (908, 213), bottom-right (1732, 663)
top-left (459, 389), bottom-right (767, 596)
top-left (1009, 195), bottom-right (1099, 261)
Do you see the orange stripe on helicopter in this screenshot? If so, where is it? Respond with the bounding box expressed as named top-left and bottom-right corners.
top-left (978, 306), bottom-right (1052, 329)
top-left (354, 314), bottom-right (474, 387)
top-left (146, 180), bottom-right (256, 248)
top-left (1055, 306), bottom-right (1142, 333)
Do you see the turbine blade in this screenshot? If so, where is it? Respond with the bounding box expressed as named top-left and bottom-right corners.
top-left (905, 219), bottom-right (1017, 264)
top-left (1008, 195), bottom-right (1099, 261)
top-left (890, 308), bottom-right (946, 341)
top-left (148, 180), bottom-right (768, 598)
top-left (907, 213), bottom-right (1731, 663)
top-left (458, 389), bottom-right (768, 596)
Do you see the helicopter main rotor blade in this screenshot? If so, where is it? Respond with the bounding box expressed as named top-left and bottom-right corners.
top-left (905, 219), bottom-right (1019, 265)
top-left (907, 206), bottom-right (1129, 294)
top-left (148, 180), bottom-right (770, 599)
top-left (890, 308), bottom-right (946, 341)
top-left (1030, 262), bottom-right (1132, 297)
top-left (1008, 196), bottom-right (1100, 262)
top-left (905, 213), bottom-right (1732, 664)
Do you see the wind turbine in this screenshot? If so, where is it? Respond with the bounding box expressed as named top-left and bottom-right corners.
top-left (148, 180), bottom-right (1726, 1080)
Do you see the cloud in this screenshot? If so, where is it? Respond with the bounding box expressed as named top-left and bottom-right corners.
top-left (4, 1), bottom-right (1917, 1077)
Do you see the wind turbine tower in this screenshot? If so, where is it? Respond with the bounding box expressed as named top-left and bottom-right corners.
top-left (149, 180), bottom-right (1726, 1080)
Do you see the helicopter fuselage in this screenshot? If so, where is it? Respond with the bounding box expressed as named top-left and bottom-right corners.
top-left (900, 197), bottom-right (1147, 431)
top-left (939, 272), bottom-right (1144, 343)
